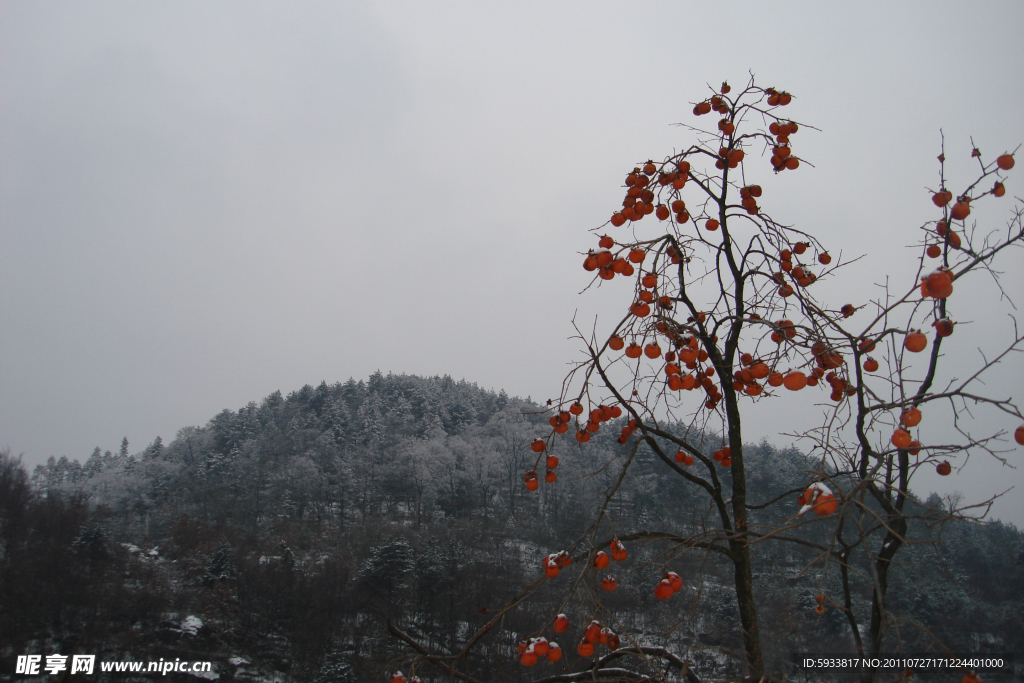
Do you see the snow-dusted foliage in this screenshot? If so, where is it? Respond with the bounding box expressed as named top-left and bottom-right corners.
top-left (4, 374), bottom-right (1022, 682)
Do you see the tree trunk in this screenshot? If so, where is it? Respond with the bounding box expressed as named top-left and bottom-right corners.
top-left (860, 515), bottom-right (906, 683)
top-left (727, 384), bottom-right (764, 676)
top-left (731, 543), bottom-right (763, 677)
top-left (727, 443), bottom-right (763, 675)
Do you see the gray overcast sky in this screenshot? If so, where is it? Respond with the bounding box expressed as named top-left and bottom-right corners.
top-left (2, 1), bottom-right (1023, 523)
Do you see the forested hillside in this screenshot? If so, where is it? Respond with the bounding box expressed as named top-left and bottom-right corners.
top-left (2, 373), bottom-right (1021, 682)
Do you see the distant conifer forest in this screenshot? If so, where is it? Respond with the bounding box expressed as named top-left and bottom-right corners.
top-left (1, 373), bottom-right (1020, 682)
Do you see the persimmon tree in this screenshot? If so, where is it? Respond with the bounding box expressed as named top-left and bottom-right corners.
top-left (387, 76), bottom-right (1024, 683)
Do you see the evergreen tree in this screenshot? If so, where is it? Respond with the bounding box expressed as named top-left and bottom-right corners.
top-left (84, 447), bottom-right (103, 478)
top-left (202, 540), bottom-right (237, 586)
top-left (359, 538), bottom-right (414, 606)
